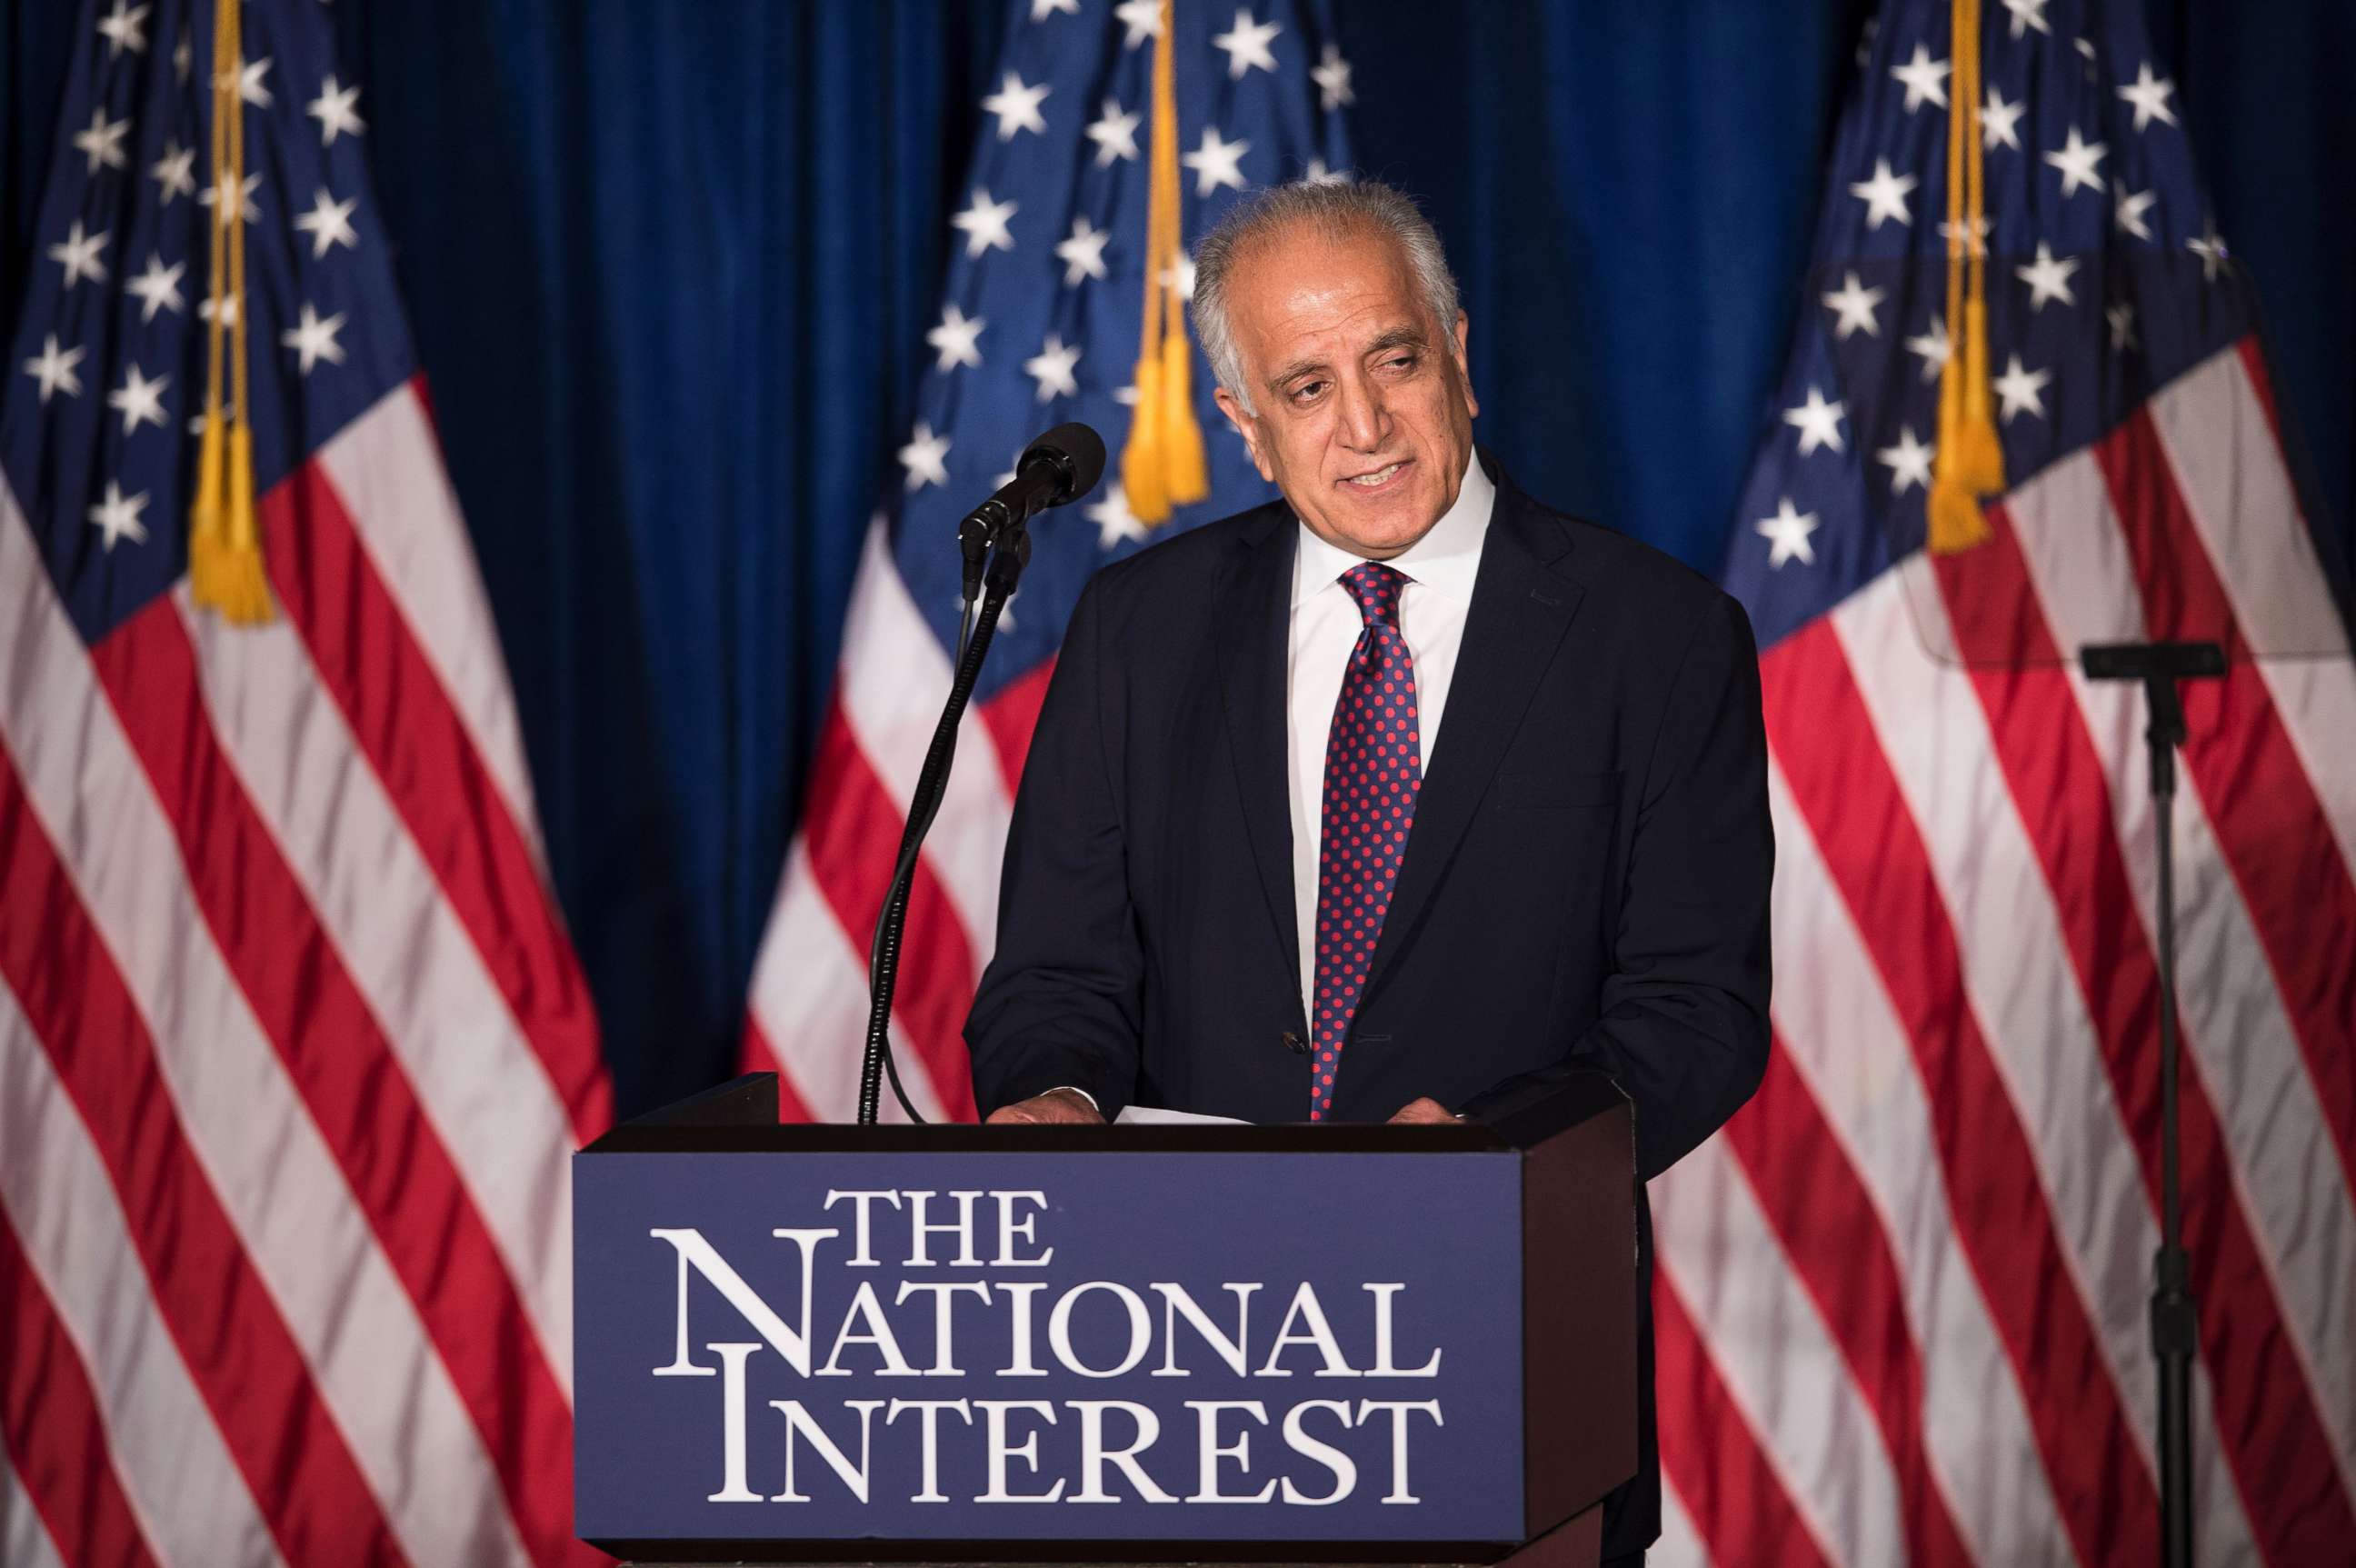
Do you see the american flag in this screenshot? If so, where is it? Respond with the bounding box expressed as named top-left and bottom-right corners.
top-left (0, 2), bottom-right (610, 1565)
top-left (741, 0), bottom-right (1350, 1117)
top-left (1658, 0), bottom-right (2356, 1564)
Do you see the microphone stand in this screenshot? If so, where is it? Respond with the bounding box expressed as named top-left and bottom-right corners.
top-left (2080, 638), bottom-right (2224, 1568)
top-left (856, 516), bottom-right (1033, 1126)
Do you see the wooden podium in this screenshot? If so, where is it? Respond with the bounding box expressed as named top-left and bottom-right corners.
top-left (574, 1073), bottom-right (1635, 1567)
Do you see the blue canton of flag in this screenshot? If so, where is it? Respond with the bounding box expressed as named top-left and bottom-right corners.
top-left (744, 0), bottom-right (1352, 1121)
top-left (6, 0), bottom-right (406, 640)
top-left (896, 0), bottom-right (1350, 697)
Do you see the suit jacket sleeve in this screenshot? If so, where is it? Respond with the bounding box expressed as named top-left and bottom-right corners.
top-left (1459, 590), bottom-right (1772, 1179)
top-left (964, 578), bottom-right (1144, 1118)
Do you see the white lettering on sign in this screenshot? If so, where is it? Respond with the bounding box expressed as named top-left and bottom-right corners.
top-left (642, 1190), bottom-right (1465, 1509)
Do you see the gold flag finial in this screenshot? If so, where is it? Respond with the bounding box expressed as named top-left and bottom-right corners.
top-left (189, 0), bottom-right (275, 624)
top-left (1121, 0), bottom-right (1210, 526)
top-left (1927, 0), bottom-right (2004, 555)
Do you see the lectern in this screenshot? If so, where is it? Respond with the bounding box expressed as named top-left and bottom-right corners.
top-left (574, 1073), bottom-right (1635, 1567)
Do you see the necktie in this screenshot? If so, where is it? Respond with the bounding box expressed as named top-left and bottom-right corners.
top-left (1309, 561), bottom-right (1423, 1121)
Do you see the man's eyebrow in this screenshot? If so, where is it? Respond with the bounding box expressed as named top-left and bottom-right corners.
top-left (1263, 325), bottom-right (1433, 393)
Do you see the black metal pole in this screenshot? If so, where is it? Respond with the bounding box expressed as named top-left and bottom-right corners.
top-left (2081, 639), bottom-right (2220, 1568)
top-left (857, 525), bottom-right (1032, 1126)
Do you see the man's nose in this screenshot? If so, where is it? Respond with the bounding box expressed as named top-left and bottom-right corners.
top-left (1334, 372), bottom-right (1388, 452)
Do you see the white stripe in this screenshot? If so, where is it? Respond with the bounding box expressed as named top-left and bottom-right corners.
top-left (1651, 1475), bottom-right (1713, 1568)
top-left (744, 838), bottom-right (948, 1124)
top-left (313, 382), bottom-right (546, 867)
top-left (1832, 564), bottom-right (2261, 1564)
top-left (172, 588), bottom-right (576, 1388)
top-left (0, 487), bottom-right (530, 1568)
top-left (1653, 1139), bottom-right (1902, 1568)
top-left (834, 522), bottom-right (1012, 959)
top-left (0, 1448), bottom-right (69, 1568)
top-left (2007, 446), bottom-right (2356, 1493)
top-left (0, 973), bottom-right (279, 1568)
top-left (2146, 345), bottom-right (2356, 890)
top-left (1765, 754), bottom-right (2077, 1567)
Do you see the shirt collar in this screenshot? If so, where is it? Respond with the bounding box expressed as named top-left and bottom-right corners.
top-left (1291, 452), bottom-right (1496, 610)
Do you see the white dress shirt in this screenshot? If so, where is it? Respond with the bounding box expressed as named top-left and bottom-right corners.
top-left (1285, 455), bottom-right (1496, 1021)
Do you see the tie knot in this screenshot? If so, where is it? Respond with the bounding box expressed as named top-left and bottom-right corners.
top-left (1339, 561), bottom-right (1409, 629)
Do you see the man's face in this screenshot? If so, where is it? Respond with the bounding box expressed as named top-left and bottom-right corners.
top-left (1212, 221), bottom-right (1479, 560)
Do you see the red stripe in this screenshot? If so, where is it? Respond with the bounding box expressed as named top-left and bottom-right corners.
top-left (1941, 506), bottom-right (2356, 1562)
top-left (88, 601), bottom-right (598, 1568)
top-left (1762, 621), bottom-right (2163, 1564)
top-left (259, 457), bottom-right (612, 1143)
top-left (1652, 1267), bottom-right (1836, 1568)
top-left (801, 701), bottom-right (980, 1122)
top-left (2092, 410), bottom-right (2356, 1200)
top-left (0, 743), bottom-right (407, 1567)
top-left (980, 656), bottom-right (1056, 798)
top-left (0, 1212), bottom-right (160, 1568)
top-left (740, 1015), bottom-right (819, 1123)
top-left (1720, 1041), bottom-right (1976, 1568)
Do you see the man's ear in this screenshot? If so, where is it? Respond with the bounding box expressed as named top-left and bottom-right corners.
top-left (1213, 386), bottom-right (1274, 482)
top-left (1451, 310), bottom-right (1480, 421)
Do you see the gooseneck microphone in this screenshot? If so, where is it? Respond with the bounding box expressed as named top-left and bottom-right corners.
top-left (864, 424), bottom-right (1106, 1127)
top-left (956, 422), bottom-right (1108, 601)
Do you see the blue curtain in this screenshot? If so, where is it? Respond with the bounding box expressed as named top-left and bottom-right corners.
top-left (6, 1), bottom-right (2349, 1114)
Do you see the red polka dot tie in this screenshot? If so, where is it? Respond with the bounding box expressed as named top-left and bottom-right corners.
top-left (1309, 562), bottom-right (1422, 1121)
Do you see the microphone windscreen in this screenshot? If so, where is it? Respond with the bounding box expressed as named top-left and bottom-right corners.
top-left (1029, 422), bottom-right (1106, 504)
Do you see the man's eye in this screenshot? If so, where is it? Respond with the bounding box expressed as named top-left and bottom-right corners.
top-left (1383, 354), bottom-right (1418, 372)
top-left (1291, 380), bottom-right (1328, 404)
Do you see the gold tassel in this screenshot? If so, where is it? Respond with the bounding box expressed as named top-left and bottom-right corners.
top-left (1121, 0), bottom-right (1208, 524)
top-left (1926, 0), bottom-right (1999, 555)
top-left (189, 0), bottom-right (275, 624)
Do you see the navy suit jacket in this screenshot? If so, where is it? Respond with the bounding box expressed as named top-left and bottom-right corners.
top-left (965, 454), bottom-right (1772, 1555)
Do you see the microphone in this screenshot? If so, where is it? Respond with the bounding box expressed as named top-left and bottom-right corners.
top-left (958, 423), bottom-right (1106, 598)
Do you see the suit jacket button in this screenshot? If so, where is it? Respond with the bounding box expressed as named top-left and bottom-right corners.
top-left (1280, 1030), bottom-right (1307, 1055)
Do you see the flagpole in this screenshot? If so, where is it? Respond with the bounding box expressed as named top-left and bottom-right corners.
top-left (2081, 638), bottom-right (2224, 1568)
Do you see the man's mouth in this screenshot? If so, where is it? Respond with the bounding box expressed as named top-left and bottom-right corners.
top-left (1343, 460), bottom-right (1409, 489)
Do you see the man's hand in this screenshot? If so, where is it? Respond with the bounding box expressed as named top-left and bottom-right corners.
top-left (985, 1087), bottom-right (1105, 1125)
top-left (1388, 1096), bottom-right (1459, 1124)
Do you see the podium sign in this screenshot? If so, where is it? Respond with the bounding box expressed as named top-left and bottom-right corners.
top-left (574, 1075), bottom-right (1635, 1564)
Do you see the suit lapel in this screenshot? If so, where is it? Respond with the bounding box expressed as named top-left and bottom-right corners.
top-left (1363, 472), bottom-right (1583, 1001)
top-left (1212, 508), bottom-right (1304, 1003)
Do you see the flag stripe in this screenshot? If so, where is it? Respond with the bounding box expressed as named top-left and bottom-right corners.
top-left (799, 700), bottom-right (982, 1122)
top-left (170, 589), bottom-right (578, 1383)
top-left (1762, 621), bottom-right (2163, 1564)
top-left (980, 655), bottom-right (1057, 798)
top-left (1718, 1044), bottom-right (1977, 1568)
top-left (1937, 501), bottom-right (2356, 1558)
top-left (1764, 756), bottom-right (2079, 1567)
top-left (314, 380), bottom-right (549, 867)
top-left (743, 837), bottom-right (950, 1124)
top-left (262, 450), bottom-right (612, 1144)
top-left (1654, 1138), bottom-right (1907, 1568)
top-left (1, 1448), bottom-right (71, 1568)
top-left (1652, 1267), bottom-right (1836, 1568)
top-left (1652, 1477), bottom-right (1714, 1568)
top-left (1824, 564), bottom-right (2270, 1567)
top-left (837, 523), bottom-right (1014, 954)
top-left (2001, 444), bottom-right (2356, 1493)
top-left (0, 743), bottom-right (408, 1568)
top-left (0, 492), bottom-right (526, 1568)
top-left (2091, 410), bottom-right (2356, 1199)
top-left (0, 972), bottom-right (283, 1568)
top-left (0, 1207), bottom-right (163, 1568)
top-left (85, 602), bottom-right (588, 1568)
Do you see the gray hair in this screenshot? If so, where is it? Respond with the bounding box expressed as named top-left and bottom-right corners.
top-left (1192, 179), bottom-right (1461, 417)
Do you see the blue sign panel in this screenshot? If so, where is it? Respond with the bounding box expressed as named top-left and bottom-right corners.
top-left (574, 1151), bottom-right (1524, 1543)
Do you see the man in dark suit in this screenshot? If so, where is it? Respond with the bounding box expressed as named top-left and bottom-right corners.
top-left (965, 180), bottom-right (1771, 1563)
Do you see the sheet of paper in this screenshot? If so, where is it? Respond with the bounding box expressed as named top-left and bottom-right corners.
top-left (1113, 1104), bottom-right (1250, 1126)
